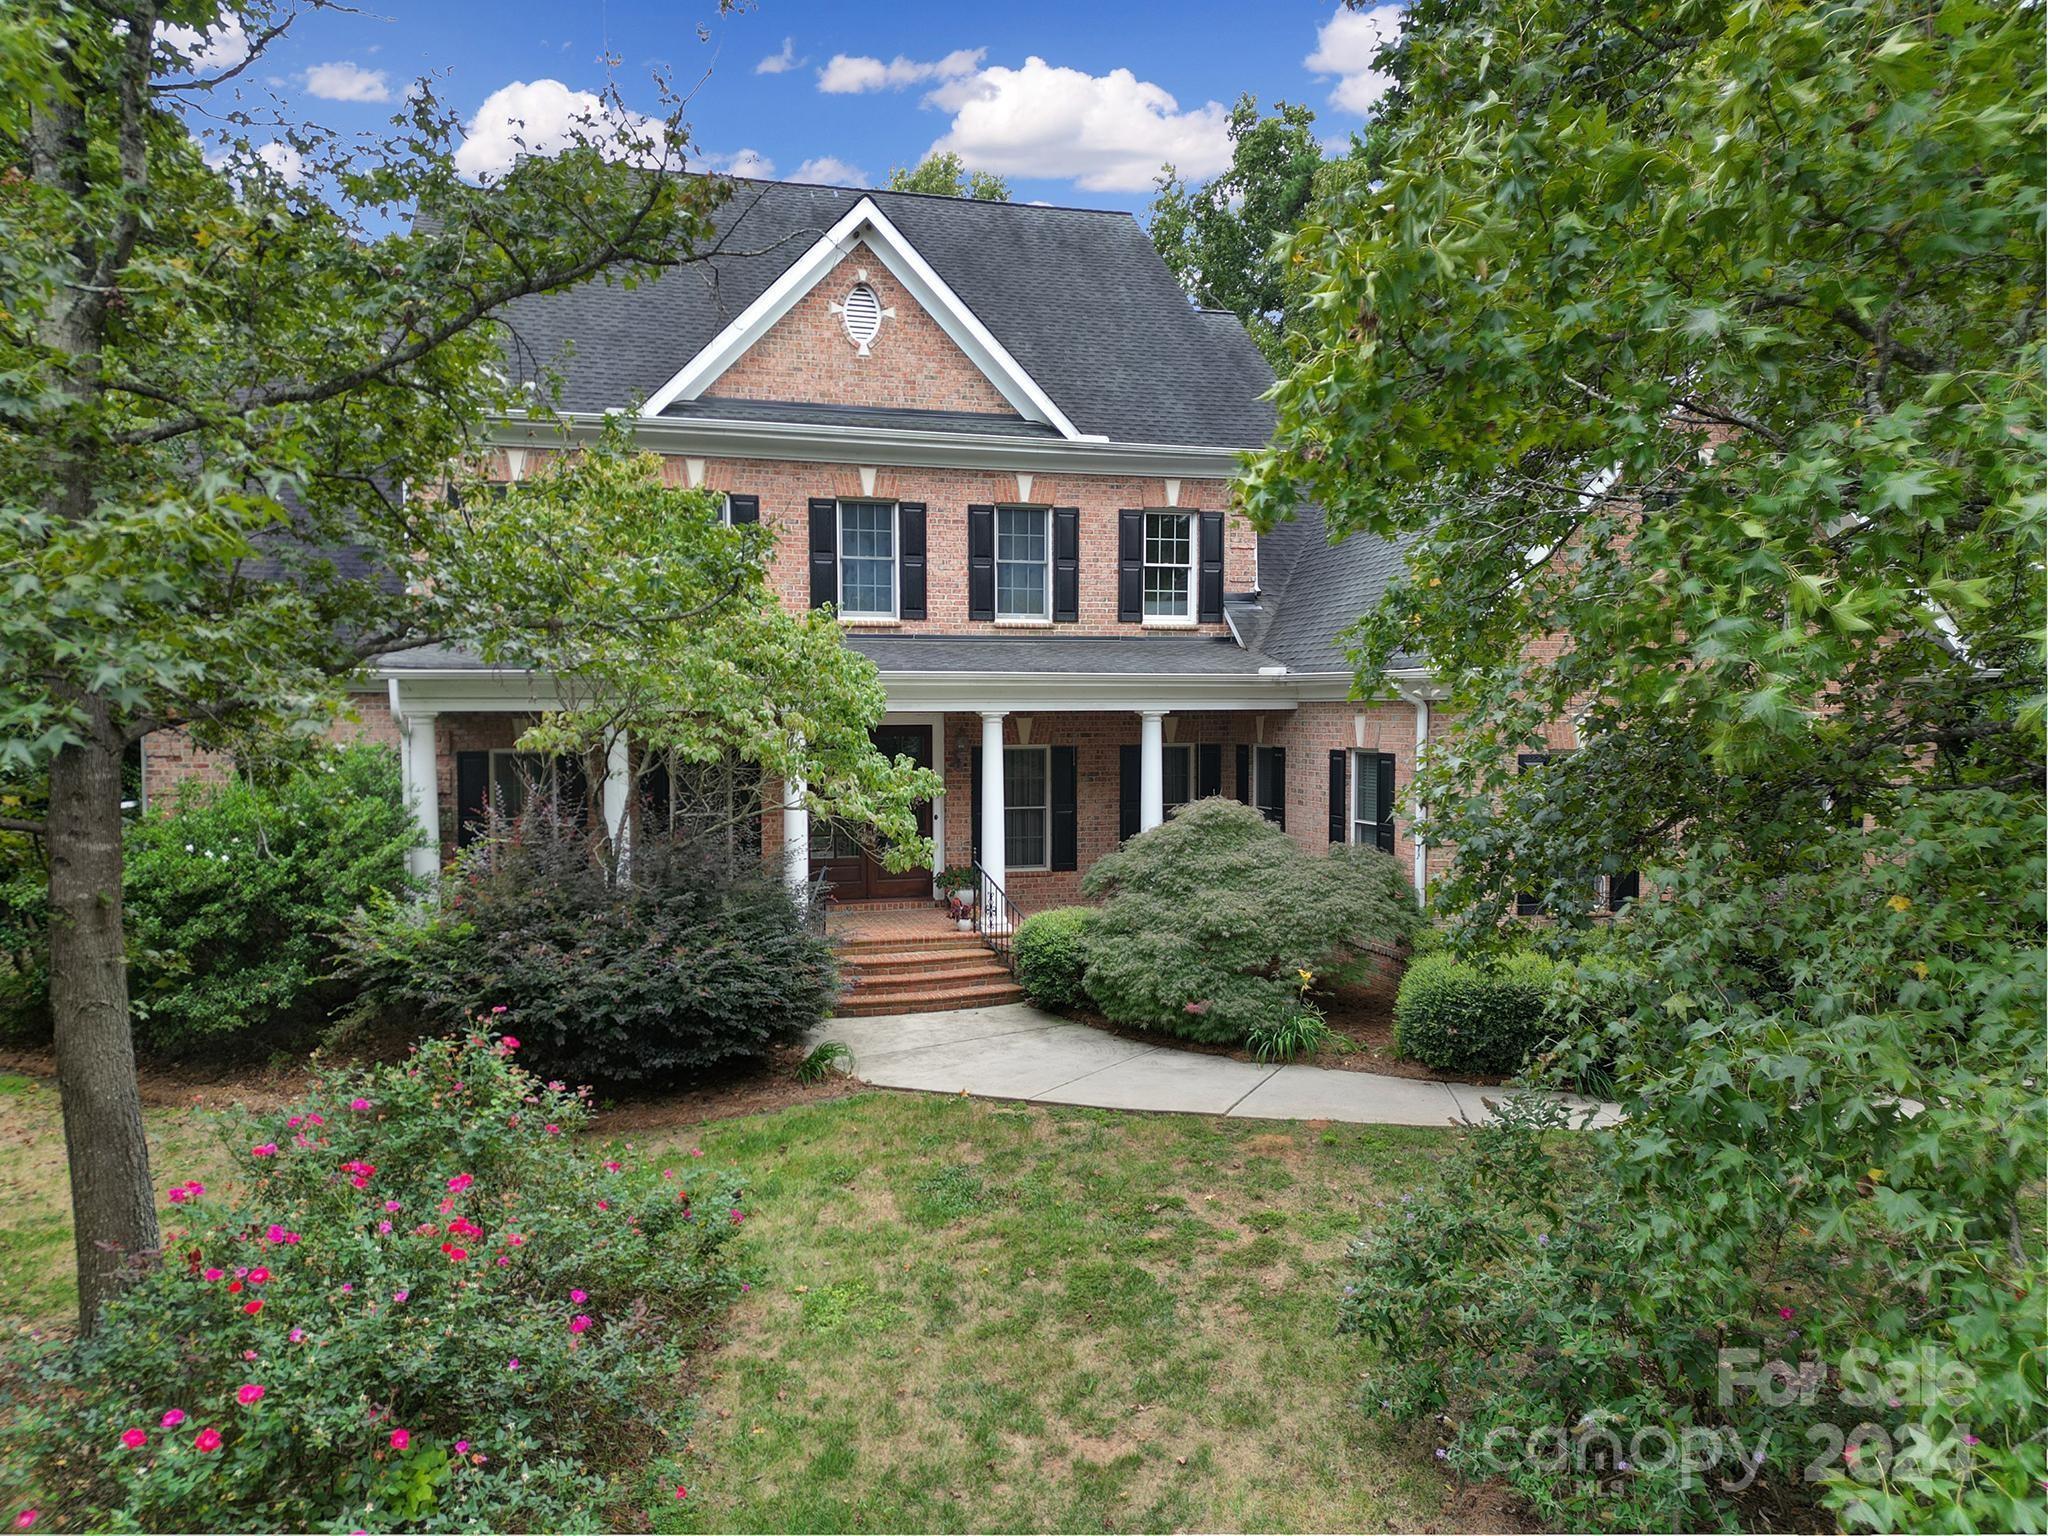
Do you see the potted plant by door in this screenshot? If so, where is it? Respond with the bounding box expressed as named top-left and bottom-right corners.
top-left (938, 865), bottom-right (979, 929)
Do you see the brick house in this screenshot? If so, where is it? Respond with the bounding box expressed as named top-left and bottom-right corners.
top-left (148, 177), bottom-right (1566, 915)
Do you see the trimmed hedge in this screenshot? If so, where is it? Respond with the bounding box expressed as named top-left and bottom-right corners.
top-left (1013, 906), bottom-right (1095, 1010)
top-left (1392, 951), bottom-right (1558, 1075)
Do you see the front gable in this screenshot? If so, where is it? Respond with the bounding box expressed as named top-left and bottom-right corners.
top-left (702, 241), bottom-right (1017, 417)
top-left (639, 197), bottom-right (1091, 439)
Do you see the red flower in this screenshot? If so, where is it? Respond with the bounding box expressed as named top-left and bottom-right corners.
top-left (119, 1428), bottom-right (147, 1449)
top-left (194, 1427), bottom-right (223, 1453)
top-left (243, 1299), bottom-right (263, 1315)
top-left (389, 1429), bottom-right (411, 1451)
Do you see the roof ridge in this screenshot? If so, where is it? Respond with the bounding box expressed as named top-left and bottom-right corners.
top-left (710, 173), bottom-right (1137, 219)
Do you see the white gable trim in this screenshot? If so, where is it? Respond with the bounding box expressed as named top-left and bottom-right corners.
top-left (637, 197), bottom-right (1094, 441)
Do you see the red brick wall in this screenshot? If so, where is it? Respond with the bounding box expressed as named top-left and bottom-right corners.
top-left (702, 242), bottom-right (1017, 416)
top-left (140, 691), bottom-right (401, 811)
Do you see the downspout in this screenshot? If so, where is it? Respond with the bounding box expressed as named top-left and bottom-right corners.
top-left (1394, 684), bottom-right (1431, 904)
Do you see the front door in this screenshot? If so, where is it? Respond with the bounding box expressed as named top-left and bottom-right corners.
top-left (810, 724), bottom-right (934, 900)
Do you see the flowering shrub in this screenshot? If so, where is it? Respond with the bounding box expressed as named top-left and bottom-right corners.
top-left (0, 1030), bottom-right (746, 1531)
top-left (0, 744), bottom-right (418, 1056)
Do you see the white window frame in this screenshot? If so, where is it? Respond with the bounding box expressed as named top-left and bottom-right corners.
top-left (994, 504), bottom-right (1052, 622)
top-left (717, 493), bottom-right (732, 527)
top-left (1350, 749), bottom-right (1393, 846)
top-left (837, 499), bottom-right (899, 619)
top-left (1002, 744), bottom-right (1051, 872)
top-left (1141, 509), bottom-right (1196, 624)
top-left (1162, 742), bottom-right (1195, 815)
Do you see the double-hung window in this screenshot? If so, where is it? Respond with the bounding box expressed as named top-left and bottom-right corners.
top-left (1351, 750), bottom-right (1395, 849)
top-left (995, 506), bottom-right (1050, 620)
top-left (1251, 745), bottom-right (1286, 825)
top-left (1003, 746), bottom-right (1050, 869)
top-left (838, 501), bottom-right (897, 618)
top-left (1142, 511), bottom-right (1194, 621)
top-left (1162, 743), bottom-right (1194, 815)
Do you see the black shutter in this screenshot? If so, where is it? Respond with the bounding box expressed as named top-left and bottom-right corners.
top-left (1375, 754), bottom-right (1397, 853)
top-left (1199, 510), bottom-right (1225, 623)
top-left (967, 504), bottom-right (995, 621)
top-left (970, 746), bottom-right (983, 863)
top-left (1328, 749), bottom-right (1348, 845)
top-left (1052, 507), bottom-right (1080, 623)
top-left (899, 502), bottom-right (927, 620)
top-left (641, 752), bottom-right (673, 835)
top-left (1196, 743), bottom-right (1222, 800)
top-left (1235, 744), bottom-right (1252, 806)
top-left (455, 751), bottom-right (489, 849)
top-left (1050, 746), bottom-right (1078, 871)
top-left (1119, 744), bottom-right (1140, 840)
top-left (1609, 870), bottom-right (1640, 909)
top-left (727, 494), bottom-right (759, 526)
top-left (1117, 509), bottom-right (1143, 623)
top-left (807, 498), bottom-right (837, 609)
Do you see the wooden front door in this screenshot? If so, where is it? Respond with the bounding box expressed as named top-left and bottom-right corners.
top-left (811, 724), bottom-right (934, 901)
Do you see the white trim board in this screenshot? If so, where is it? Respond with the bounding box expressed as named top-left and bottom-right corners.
top-left (638, 198), bottom-right (1094, 442)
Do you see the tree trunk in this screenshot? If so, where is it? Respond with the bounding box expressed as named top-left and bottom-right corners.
top-left (46, 710), bottom-right (156, 1335)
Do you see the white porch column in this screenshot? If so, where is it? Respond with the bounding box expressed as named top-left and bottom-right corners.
top-left (978, 710), bottom-right (1007, 886)
top-left (402, 709), bottom-right (441, 882)
top-left (780, 776), bottom-right (809, 895)
top-left (1137, 709), bottom-right (1166, 832)
top-left (601, 731), bottom-right (632, 864)
top-left (1402, 689), bottom-right (1431, 902)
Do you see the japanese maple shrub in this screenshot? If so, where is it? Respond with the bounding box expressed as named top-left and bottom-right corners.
top-left (1080, 799), bottom-right (1418, 1044)
top-left (0, 1029), bottom-right (745, 1532)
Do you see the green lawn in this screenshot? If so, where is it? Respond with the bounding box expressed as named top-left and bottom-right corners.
top-left (1, 1074), bottom-right (1469, 1532)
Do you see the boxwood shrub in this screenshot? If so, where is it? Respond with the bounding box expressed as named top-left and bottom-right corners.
top-left (339, 811), bottom-right (835, 1085)
top-left (1012, 906), bottom-right (1095, 1011)
top-left (1392, 950), bottom-right (1558, 1075)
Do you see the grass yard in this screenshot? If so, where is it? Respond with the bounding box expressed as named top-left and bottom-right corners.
top-left (0, 1073), bottom-right (1479, 1533)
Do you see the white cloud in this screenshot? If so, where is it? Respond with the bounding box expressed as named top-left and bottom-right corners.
top-left (925, 56), bottom-right (1232, 192)
top-left (817, 47), bottom-right (984, 95)
top-left (792, 155), bottom-right (868, 187)
top-left (756, 36), bottom-right (802, 75)
top-left (304, 60), bottom-right (392, 103)
top-left (700, 147), bottom-right (777, 178)
top-left (156, 15), bottom-right (248, 73)
top-left (255, 141), bottom-right (307, 183)
top-left (1304, 4), bottom-right (1402, 115)
top-left (453, 79), bottom-right (663, 180)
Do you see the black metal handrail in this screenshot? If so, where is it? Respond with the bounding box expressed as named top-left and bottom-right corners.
top-left (970, 859), bottom-right (1027, 973)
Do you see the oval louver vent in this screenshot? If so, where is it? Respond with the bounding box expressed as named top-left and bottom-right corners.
top-left (841, 282), bottom-right (883, 350)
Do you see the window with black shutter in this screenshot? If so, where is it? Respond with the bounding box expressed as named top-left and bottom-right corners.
top-left (967, 504), bottom-right (995, 621)
top-left (898, 501), bottom-right (927, 620)
top-left (807, 498), bottom-right (837, 609)
top-left (1050, 746), bottom-right (1078, 871)
top-left (725, 494), bottom-right (759, 526)
top-left (1116, 509), bottom-right (1143, 622)
top-left (1253, 745), bottom-right (1286, 827)
top-left (1052, 506), bottom-right (1080, 622)
top-left (455, 751), bottom-right (489, 849)
top-left (1196, 743), bottom-right (1222, 800)
top-left (1119, 744), bottom-right (1140, 840)
top-left (1198, 510), bottom-right (1224, 623)
top-left (1350, 751), bottom-right (1397, 853)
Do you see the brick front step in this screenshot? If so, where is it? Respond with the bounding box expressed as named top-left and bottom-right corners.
top-left (835, 933), bottom-right (988, 956)
top-left (845, 959), bottom-right (1015, 990)
top-left (834, 979), bottom-right (1026, 1017)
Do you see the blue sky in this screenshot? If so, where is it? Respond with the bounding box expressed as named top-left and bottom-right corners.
top-left (175, 1), bottom-right (1402, 218)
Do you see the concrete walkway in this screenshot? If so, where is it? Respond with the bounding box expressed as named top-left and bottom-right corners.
top-left (815, 1002), bottom-right (1619, 1129)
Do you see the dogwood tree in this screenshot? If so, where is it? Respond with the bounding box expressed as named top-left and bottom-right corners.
top-left (2, 1), bottom-right (929, 1332)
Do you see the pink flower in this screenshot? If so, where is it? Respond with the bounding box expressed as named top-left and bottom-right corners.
top-left (167, 1180), bottom-right (204, 1204)
top-left (384, 1200), bottom-right (402, 1212)
top-left (454, 1440), bottom-right (470, 1454)
top-left (569, 1289), bottom-right (587, 1304)
top-left (569, 1314), bottom-right (592, 1335)
top-left (339, 1283), bottom-right (353, 1294)
top-left (305, 1114), bottom-right (325, 1127)
top-left (377, 1221), bottom-right (393, 1234)
top-left (237, 1383), bottom-right (265, 1405)
top-left (350, 1098), bottom-right (372, 1112)
top-left (120, 1428), bottom-right (148, 1449)
top-left (506, 1358), bottom-right (521, 1371)
top-left (393, 1289), bottom-right (409, 1303)
top-left (247, 1267), bottom-right (269, 1285)
top-left (603, 1161), bottom-right (621, 1173)
top-left (243, 1300), bottom-right (263, 1315)
top-left (389, 1429), bottom-right (410, 1451)
top-left (160, 1409), bottom-right (187, 1428)
top-left (251, 1143), bottom-right (278, 1158)
top-left (446, 1173), bottom-right (474, 1193)
top-left (595, 1199), bottom-right (609, 1211)
top-left (203, 1267), bottom-right (223, 1282)
top-left (287, 1116), bottom-right (302, 1129)
top-left (264, 1224), bottom-right (288, 1244)
top-left (194, 1427), bottom-right (222, 1453)
top-left (544, 1124), bottom-right (561, 1136)
top-left (1779, 1306), bottom-right (1795, 1320)
top-left (289, 1328), bottom-right (306, 1343)
top-left (675, 1486), bottom-right (688, 1500)
top-left (14, 1511), bottom-right (37, 1530)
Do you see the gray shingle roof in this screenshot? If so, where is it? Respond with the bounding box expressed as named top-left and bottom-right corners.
top-left (495, 178), bottom-right (1277, 448)
top-left (1244, 504), bottom-right (1421, 674)
top-left (843, 633), bottom-right (1279, 675)
top-left (658, 396), bottom-right (1062, 439)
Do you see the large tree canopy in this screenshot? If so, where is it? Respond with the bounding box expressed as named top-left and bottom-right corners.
top-left (2, 0), bottom-right (929, 1331)
top-left (1248, 0), bottom-right (2044, 1526)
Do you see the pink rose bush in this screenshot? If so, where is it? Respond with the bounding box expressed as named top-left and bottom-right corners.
top-left (3, 1028), bottom-right (748, 1532)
